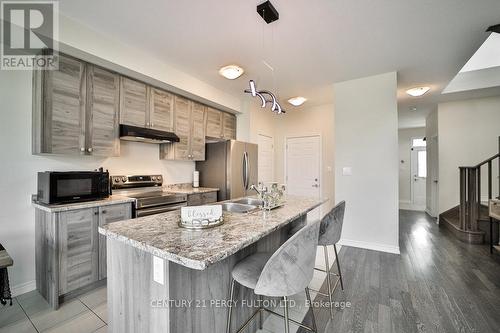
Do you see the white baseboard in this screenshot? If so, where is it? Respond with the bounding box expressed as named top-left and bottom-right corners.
top-left (399, 200), bottom-right (411, 204)
top-left (11, 280), bottom-right (36, 297)
top-left (399, 201), bottom-right (425, 211)
top-left (339, 239), bottom-right (400, 255)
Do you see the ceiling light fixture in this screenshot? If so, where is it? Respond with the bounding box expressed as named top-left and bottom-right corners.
top-left (219, 65), bottom-right (244, 80)
top-left (287, 96), bottom-right (307, 107)
top-left (406, 86), bottom-right (430, 97)
top-left (245, 80), bottom-right (285, 114)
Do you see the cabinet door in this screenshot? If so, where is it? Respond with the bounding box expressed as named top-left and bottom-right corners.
top-left (119, 77), bottom-right (148, 127)
top-left (58, 208), bottom-right (99, 295)
top-left (87, 65), bottom-right (120, 157)
top-left (205, 107), bottom-right (222, 139)
top-left (170, 96), bottom-right (191, 160)
top-left (190, 102), bottom-right (206, 161)
top-left (150, 88), bottom-right (174, 131)
top-left (222, 112), bottom-right (237, 140)
top-left (36, 54), bottom-right (86, 155)
top-left (98, 204), bottom-right (132, 280)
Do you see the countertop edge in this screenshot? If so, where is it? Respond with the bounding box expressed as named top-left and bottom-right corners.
top-left (32, 196), bottom-right (136, 213)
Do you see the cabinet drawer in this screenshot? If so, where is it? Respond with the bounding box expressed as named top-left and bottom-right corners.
top-left (490, 200), bottom-right (500, 220)
top-left (187, 194), bottom-right (202, 206)
top-left (202, 192), bottom-right (217, 204)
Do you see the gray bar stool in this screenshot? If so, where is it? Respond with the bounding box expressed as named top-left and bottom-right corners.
top-left (311, 201), bottom-right (346, 319)
top-left (226, 221), bottom-right (321, 333)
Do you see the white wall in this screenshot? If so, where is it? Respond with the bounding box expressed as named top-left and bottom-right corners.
top-left (438, 96), bottom-right (500, 214)
top-left (425, 110), bottom-right (438, 216)
top-left (334, 72), bottom-right (400, 254)
top-left (0, 14), bottom-right (245, 294)
top-left (398, 127), bottom-right (425, 204)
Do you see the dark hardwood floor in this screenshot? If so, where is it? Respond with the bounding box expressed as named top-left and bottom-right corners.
top-left (300, 210), bottom-right (500, 333)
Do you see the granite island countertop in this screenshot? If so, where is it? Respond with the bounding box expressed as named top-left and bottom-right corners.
top-left (99, 195), bottom-right (326, 270)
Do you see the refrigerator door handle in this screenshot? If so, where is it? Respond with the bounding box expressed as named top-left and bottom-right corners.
top-left (245, 151), bottom-right (250, 190)
top-left (242, 152), bottom-right (248, 190)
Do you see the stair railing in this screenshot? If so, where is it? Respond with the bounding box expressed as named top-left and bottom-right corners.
top-left (459, 136), bottom-right (500, 231)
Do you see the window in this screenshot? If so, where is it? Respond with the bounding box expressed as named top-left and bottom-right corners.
top-left (418, 150), bottom-right (427, 178)
top-left (412, 138), bottom-right (426, 147)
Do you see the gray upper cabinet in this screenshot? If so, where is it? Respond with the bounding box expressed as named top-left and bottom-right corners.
top-left (222, 112), bottom-right (237, 140)
top-left (149, 88), bottom-right (174, 131)
top-left (32, 53), bottom-right (120, 157)
top-left (160, 97), bottom-right (206, 161)
top-left (58, 208), bottom-right (99, 295)
top-left (98, 203), bottom-right (131, 280)
top-left (119, 77), bottom-right (148, 127)
top-left (33, 54), bottom-right (86, 155)
top-left (87, 65), bottom-right (120, 156)
top-left (190, 102), bottom-right (206, 161)
top-left (206, 107), bottom-right (223, 139)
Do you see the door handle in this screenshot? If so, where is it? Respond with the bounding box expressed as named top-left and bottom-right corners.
top-left (312, 184), bottom-right (319, 188)
top-left (242, 152), bottom-right (248, 190)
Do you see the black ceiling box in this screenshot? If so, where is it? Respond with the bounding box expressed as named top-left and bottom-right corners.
top-left (257, 1), bottom-right (279, 24)
top-left (119, 124), bottom-right (180, 144)
top-left (486, 24), bottom-right (500, 34)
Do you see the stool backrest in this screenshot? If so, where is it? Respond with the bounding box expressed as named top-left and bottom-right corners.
top-left (254, 220), bottom-right (321, 297)
top-left (318, 201), bottom-right (345, 246)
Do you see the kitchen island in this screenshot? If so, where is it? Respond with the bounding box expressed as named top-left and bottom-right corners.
top-left (99, 195), bottom-right (326, 333)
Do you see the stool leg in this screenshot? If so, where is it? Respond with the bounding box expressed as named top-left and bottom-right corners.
top-left (226, 278), bottom-right (235, 333)
top-left (323, 245), bottom-right (334, 319)
top-left (305, 287), bottom-right (317, 332)
top-left (259, 295), bottom-right (263, 330)
top-left (283, 296), bottom-right (290, 333)
top-left (334, 244), bottom-right (344, 291)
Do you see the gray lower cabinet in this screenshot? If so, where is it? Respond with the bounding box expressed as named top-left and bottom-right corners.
top-left (98, 204), bottom-right (132, 279)
top-left (35, 202), bottom-right (132, 309)
top-left (187, 192), bottom-right (217, 206)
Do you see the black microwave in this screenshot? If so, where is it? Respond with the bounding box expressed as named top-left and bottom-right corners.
top-left (37, 171), bottom-right (110, 205)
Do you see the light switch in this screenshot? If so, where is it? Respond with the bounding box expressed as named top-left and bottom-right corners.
top-left (153, 256), bottom-right (164, 285)
top-left (342, 167), bottom-right (352, 176)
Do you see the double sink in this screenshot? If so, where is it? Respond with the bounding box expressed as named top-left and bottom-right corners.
top-left (221, 198), bottom-right (263, 213)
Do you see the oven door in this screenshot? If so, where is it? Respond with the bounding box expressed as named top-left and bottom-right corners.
top-left (135, 202), bottom-right (187, 218)
top-left (50, 172), bottom-right (108, 204)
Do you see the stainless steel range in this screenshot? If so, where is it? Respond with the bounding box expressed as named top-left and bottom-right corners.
top-left (111, 175), bottom-right (187, 218)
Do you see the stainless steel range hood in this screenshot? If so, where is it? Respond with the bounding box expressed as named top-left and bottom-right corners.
top-left (119, 125), bottom-right (180, 144)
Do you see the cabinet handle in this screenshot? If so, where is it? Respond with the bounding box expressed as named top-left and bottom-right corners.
top-left (146, 122), bottom-right (150, 127)
top-left (80, 147), bottom-right (85, 152)
top-left (94, 211), bottom-right (99, 215)
top-left (87, 148), bottom-right (93, 153)
top-left (101, 210), bottom-right (107, 214)
top-left (150, 122), bottom-right (154, 127)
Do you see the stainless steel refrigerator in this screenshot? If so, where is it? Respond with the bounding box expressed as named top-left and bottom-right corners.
top-left (196, 140), bottom-right (258, 201)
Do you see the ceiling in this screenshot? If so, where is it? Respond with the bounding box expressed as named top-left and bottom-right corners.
top-left (58, 0), bottom-right (500, 128)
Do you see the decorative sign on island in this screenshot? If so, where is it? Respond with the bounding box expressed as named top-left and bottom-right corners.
top-left (179, 205), bottom-right (224, 229)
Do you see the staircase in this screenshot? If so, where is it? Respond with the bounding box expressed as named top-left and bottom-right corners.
top-left (439, 137), bottom-right (500, 245)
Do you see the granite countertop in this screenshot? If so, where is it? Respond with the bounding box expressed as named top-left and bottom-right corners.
top-left (99, 195), bottom-right (326, 270)
top-left (163, 183), bottom-right (219, 195)
top-left (32, 195), bottom-right (136, 213)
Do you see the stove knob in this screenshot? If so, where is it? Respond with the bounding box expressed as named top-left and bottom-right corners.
top-left (114, 177), bottom-right (120, 183)
top-left (122, 177), bottom-right (127, 182)
top-left (152, 176), bottom-right (157, 181)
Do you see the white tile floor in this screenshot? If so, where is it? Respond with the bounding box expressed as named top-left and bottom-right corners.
top-left (0, 246), bottom-right (338, 333)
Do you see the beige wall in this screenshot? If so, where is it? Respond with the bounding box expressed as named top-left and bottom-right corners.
top-left (334, 72), bottom-right (400, 254)
top-left (398, 127), bottom-right (425, 203)
top-left (438, 96), bottom-right (500, 214)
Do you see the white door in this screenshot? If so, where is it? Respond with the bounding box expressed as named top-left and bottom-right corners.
top-left (411, 147), bottom-right (427, 210)
top-left (258, 134), bottom-right (274, 184)
top-left (286, 136), bottom-right (321, 198)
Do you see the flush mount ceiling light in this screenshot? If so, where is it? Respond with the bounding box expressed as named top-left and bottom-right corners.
top-left (287, 96), bottom-right (307, 107)
top-left (406, 86), bottom-right (430, 97)
top-left (219, 65), bottom-right (244, 80)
